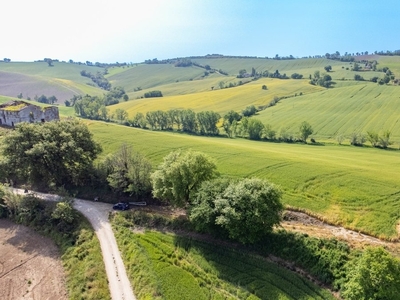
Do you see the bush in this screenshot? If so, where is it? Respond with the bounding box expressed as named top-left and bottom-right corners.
top-left (190, 178), bottom-right (283, 244)
top-left (340, 247), bottom-right (400, 300)
top-left (144, 90), bottom-right (163, 98)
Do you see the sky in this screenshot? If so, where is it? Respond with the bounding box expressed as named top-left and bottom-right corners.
top-left (2, 0), bottom-right (400, 63)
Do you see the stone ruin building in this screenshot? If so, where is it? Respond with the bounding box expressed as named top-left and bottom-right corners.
top-left (0, 100), bottom-right (59, 127)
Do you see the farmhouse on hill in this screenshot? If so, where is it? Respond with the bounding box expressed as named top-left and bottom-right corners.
top-left (0, 100), bottom-right (59, 127)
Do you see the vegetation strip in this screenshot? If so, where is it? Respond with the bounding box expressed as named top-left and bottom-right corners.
top-left (112, 212), bottom-right (335, 300)
top-left (0, 187), bottom-right (110, 299)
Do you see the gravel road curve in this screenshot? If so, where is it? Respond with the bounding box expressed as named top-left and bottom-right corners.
top-left (11, 188), bottom-right (136, 300)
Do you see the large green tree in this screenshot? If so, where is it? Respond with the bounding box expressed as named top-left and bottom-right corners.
top-left (104, 144), bottom-right (152, 199)
top-left (341, 247), bottom-right (400, 300)
top-left (1, 119), bottom-right (101, 187)
top-left (151, 149), bottom-right (218, 207)
top-left (190, 178), bottom-right (283, 244)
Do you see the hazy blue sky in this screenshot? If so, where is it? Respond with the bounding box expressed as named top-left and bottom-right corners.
top-left (2, 0), bottom-right (400, 63)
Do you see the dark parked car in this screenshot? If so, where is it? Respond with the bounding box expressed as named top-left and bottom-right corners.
top-left (113, 202), bottom-right (129, 210)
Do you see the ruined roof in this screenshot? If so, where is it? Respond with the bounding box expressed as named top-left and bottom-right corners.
top-left (0, 100), bottom-right (31, 111)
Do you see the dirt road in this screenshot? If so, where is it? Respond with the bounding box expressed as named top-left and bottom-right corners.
top-left (11, 189), bottom-right (136, 300)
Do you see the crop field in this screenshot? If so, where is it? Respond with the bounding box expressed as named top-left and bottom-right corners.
top-left (107, 63), bottom-right (214, 93)
top-left (0, 61), bottom-right (105, 101)
top-left (254, 82), bottom-right (400, 142)
top-left (113, 224), bottom-right (334, 300)
top-left (191, 57), bottom-right (346, 76)
top-left (109, 78), bottom-right (324, 116)
top-left (88, 121), bottom-right (400, 239)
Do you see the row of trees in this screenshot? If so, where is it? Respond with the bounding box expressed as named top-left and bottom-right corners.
top-left (80, 70), bottom-right (111, 90)
top-left (336, 130), bottom-right (392, 148)
top-left (1, 121), bottom-right (400, 298)
top-left (0, 121), bottom-right (283, 244)
top-left (141, 109), bottom-right (220, 135)
top-left (223, 112), bottom-right (314, 143)
top-left (72, 88), bottom-right (128, 119)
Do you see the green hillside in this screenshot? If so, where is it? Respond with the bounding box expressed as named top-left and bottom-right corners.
top-left (0, 61), bottom-right (105, 102)
top-left (254, 82), bottom-right (400, 141)
top-left (108, 77), bottom-right (324, 116)
top-left (87, 121), bottom-right (400, 239)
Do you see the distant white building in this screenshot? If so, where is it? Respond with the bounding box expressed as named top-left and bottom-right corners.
top-left (0, 100), bottom-right (59, 127)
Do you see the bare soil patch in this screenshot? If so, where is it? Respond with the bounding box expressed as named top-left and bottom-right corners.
top-left (282, 210), bottom-right (400, 255)
top-left (0, 219), bottom-right (67, 300)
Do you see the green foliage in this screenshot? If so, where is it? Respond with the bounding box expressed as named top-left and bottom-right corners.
top-left (190, 178), bottom-right (283, 244)
top-left (299, 121), bottom-right (313, 142)
top-left (0, 120), bottom-right (102, 188)
top-left (144, 90), bottom-right (163, 98)
top-left (246, 118), bottom-right (264, 140)
top-left (354, 74), bottom-right (364, 81)
top-left (80, 69), bottom-right (111, 90)
top-left (112, 213), bottom-right (334, 300)
top-left (379, 130), bottom-right (392, 148)
top-left (196, 111), bottom-right (220, 135)
top-left (151, 149), bottom-right (218, 207)
top-left (340, 247), bottom-right (400, 300)
top-left (350, 132), bottom-right (366, 146)
top-left (0, 191), bottom-right (109, 299)
top-left (103, 144), bottom-right (152, 199)
top-left (258, 229), bottom-right (351, 287)
top-left (115, 108), bottom-right (128, 122)
top-left (242, 105), bottom-right (257, 117)
top-left (367, 131), bottom-right (379, 147)
top-left (291, 73), bottom-right (303, 79)
top-left (310, 71), bottom-right (334, 88)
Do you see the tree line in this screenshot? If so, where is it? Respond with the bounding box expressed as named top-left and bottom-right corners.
top-left (1, 120), bottom-right (400, 299)
top-left (71, 87), bottom-right (128, 118)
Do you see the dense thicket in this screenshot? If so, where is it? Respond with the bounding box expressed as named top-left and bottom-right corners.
top-left (0, 120), bottom-right (101, 188)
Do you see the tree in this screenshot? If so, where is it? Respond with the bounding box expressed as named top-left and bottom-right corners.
top-left (104, 144), bottom-right (152, 199)
top-left (0, 119), bottom-right (102, 187)
top-left (299, 121), bottom-right (313, 142)
top-left (367, 131), bottom-right (379, 147)
top-left (324, 65), bottom-right (332, 72)
top-left (242, 105), bottom-right (257, 117)
top-left (350, 132), bottom-right (366, 146)
top-left (224, 110), bottom-right (241, 124)
top-left (115, 108), bottom-right (128, 123)
top-left (341, 247), bottom-right (400, 300)
top-left (190, 178), bottom-right (283, 244)
top-left (379, 130), bottom-right (392, 149)
top-left (144, 90), bottom-right (163, 98)
top-left (354, 74), bottom-right (364, 81)
top-left (151, 149), bottom-right (218, 207)
top-left (247, 119), bottom-right (264, 140)
top-left (264, 124), bottom-right (276, 140)
top-left (352, 62), bottom-right (361, 71)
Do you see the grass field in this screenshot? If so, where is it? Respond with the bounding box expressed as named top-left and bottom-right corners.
top-left (109, 78), bottom-right (324, 117)
top-left (112, 217), bottom-right (335, 300)
top-left (0, 61), bottom-right (105, 102)
top-left (88, 121), bottom-right (400, 239)
top-left (254, 82), bottom-right (400, 142)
